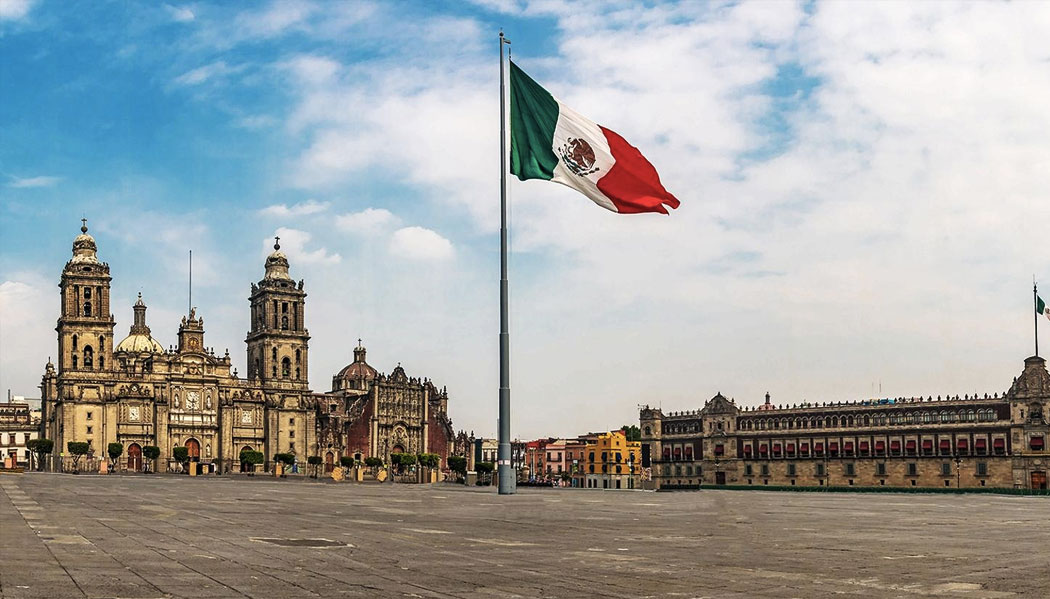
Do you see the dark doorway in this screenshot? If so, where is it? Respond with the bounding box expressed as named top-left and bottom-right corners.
top-left (186, 438), bottom-right (201, 462)
top-left (715, 471), bottom-right (726, 485)
top-left (240, 445), bottom-right (254, 472)
top-left (1033, 471), bottom-right (1047, 490)
top-left (127, 443), bottom-right (142, 472)
top-left (325, 451), bottom-right (335, 473)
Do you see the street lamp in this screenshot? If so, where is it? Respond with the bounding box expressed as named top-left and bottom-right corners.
top-left (954, 454), bottom-right (962, 489)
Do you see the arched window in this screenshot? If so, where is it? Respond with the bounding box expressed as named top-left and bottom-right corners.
top-left (295, 348), bottom-right (301, 363)
top-left (254, 358), bottom-right (260, 377)
top-left (923, 412), bottom-right (932, 423)
top-left (281, 357), bottom-right (290, 378)
top-left (84, 302), bottom-right (92, 316)
top-left (295, 367), bottom-right (300, 379)
top-left (72, 334), bottom-right (78, 350)
top-left (272, 365), bottom-right (277, 377)
top-left (271, 347), bottom-right (277, 360)
top-left (83, 346), bottom-right (94, 368)
top-left (72, 355), bottom-right (78, 369)
top-left (281, 315), bottom-right (289, 330)
top-left (99, 334), bottom-right (104, 346)
top-left (84, 287), bottom-right (91, 299)
top-left (847, 416), bottom-right (854, 427)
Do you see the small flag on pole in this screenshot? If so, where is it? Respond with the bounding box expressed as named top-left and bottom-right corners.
top-left (1038, 295), bottom-right (1050, 321)
top-left (509, 61), bottom-right (680, 215)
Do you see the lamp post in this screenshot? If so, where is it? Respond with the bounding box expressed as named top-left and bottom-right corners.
top-left (954, 455), bottom-right (962, 489)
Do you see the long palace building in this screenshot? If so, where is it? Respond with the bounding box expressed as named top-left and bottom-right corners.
top-left (639, 356), bottom-right (1049, 490)
top-left (39, 221), bottom-right (458, 473)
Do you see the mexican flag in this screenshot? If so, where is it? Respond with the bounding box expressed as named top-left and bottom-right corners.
top-left (509, 61), bottom-right (680, 215)
top-left (1039, 295), bottom-right (1050, 320)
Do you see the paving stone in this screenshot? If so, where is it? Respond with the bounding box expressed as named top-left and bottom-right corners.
top-left (2, 474), bottom-right (1048, 598)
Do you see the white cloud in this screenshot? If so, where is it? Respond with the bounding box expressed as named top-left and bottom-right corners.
top-left (258, 199), bottom-right (329, 218)
top-left (0, 272), bottom-right (54, 395)
top-left (165, 4), bottom-right (195, 23)
top-left (267, 227), bottom-right (341, 265)
top-left (334, 208), bottom-right (400, 235)
top-left (282, 55), bottom-right (340, 86)
top-left (173, 61), bottom-right (236, 86)
top-left (389, 227), bottom-right (454, 261)
top-left (234, 0), bottom-right (316, 39)
top-left (0, 0), bottom-right (35, 21)
top-left (7, 175), bottom-right (60, 188)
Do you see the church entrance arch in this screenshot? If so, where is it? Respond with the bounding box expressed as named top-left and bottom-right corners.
top-left (185, 438), bottom-right (201, 462)
top-left (127, 443), bottom-right (142, 472)
top-left (325, 451), bottom-right (334, 473)
top-left (239, 445), bottom-right (254, 472)
top-left (392, 444), bottom-right (405, 454)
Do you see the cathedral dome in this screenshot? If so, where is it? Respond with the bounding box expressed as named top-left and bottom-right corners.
top-left (115, 293), bottom-right (163, 354)
top-left (264, 237), bottom-right (292, 281)
top-left (333, 341), bottom-right (377, 390)
top-left (115, 333), bottom-right (164, 354)
top-left (71, 219), bottom-right (101, 265)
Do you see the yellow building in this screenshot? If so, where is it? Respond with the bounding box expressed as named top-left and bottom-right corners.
top-left (583, 430), bottom-right (640, 489)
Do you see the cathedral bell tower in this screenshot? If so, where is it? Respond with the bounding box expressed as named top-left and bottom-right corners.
top-left (56, 220), bottom-right (116, 373)
top-left (245, 237), bottom-right (309, 388)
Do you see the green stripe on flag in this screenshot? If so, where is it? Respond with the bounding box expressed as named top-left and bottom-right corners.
top-left (1039, 295), bottom-right (1047, 315)
top-left (509, 61), bottom-right (559, 181)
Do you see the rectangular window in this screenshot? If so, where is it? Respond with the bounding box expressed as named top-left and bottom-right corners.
top-left (744, 464), bottom-right (753, 476)
top-left (876, 462), bottom-right (886, 476)
top-left (844, 463), bottom-right (855, 476)
top-left (86, 426), bottom-right (92, 435)
top-left (976, 462), bottom-right (988, 476)
top-left (787, 464), bottom-right (796, 476)
top-left (86, 411), bottom-right (93, 420)
top-left (815, 463), bottom-right (825, 476)
top-left (941, 463), bottom-right (951, 477)
top-left (289, 418), bottom-right (295, 425)
top-left (289, 430), bottom-right (295, 439)
top-left (761, 464), bottom-right (770, 476)
top-left (908, 462), bottom-right (918, 476)
top-left (289, 442), bottom-right (295, 452)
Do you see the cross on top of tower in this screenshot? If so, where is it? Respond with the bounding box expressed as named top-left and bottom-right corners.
top-left (274, 236), bottom-right (280, 250)
top-left (81, 218), bottom-right (88, 233)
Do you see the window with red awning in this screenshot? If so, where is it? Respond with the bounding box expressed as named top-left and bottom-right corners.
top-left (1031, 437), bottom-right (1045, 449)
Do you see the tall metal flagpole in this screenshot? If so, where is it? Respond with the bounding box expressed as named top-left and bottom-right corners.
top-left (1035, 278), bottom-right (1039, 358)
top-left (498, 31), bottom-right (515, 495)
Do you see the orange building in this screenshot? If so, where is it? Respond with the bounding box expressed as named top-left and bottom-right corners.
top-left (583, 430), bottom-right (640, 489)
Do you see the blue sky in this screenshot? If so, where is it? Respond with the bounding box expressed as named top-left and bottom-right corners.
top-left (2, 1), bottom-right (1048, 439)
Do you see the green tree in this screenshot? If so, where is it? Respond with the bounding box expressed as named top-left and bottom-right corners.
top-left (396, 453), bottom-right (416, 473)
top-left (339, 456), bottom-right (355, 470)
top-left (107, 442), bottom-right (124, 471)
top-left (307, 455), bottom-right (322, 478)
top-left (447, 455), bottom-right (467, 475)
top-left (273, 452), bottom-right (294, 476)
top-left (620, 425), bottom-right (641, 442)
top-left (172, 446), bottom-right (190, 472)
top-left (67, 441), bottom-right (90, 473)
top-left (364, 456), bottom-right (383, 475)
top-left (240, 449), bottom-right (263, 475)
top-left (476, 461), bottom-right (494, 485)
top-left (142, 446), bottom-right (160, 473)
top-left (26, 438), bottom-right (53, 471)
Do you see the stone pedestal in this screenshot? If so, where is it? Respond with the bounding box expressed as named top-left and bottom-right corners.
top-left (99, 461), bottom-right (109, 474)
top-left (331, 467), bottom-right (344, 481)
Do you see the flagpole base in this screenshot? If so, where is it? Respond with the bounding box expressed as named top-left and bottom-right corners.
top-left (498, 463), bottom-right (516, 494)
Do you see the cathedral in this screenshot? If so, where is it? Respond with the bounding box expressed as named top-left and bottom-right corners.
top-left (40, 221), bottom-right (458, 473)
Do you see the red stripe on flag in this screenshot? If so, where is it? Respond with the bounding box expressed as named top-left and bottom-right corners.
top-left (596, 126), bottom-right (680, 215)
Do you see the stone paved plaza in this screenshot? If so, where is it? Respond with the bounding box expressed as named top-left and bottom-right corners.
top-left (1, 474), bottom-right (1047, 598)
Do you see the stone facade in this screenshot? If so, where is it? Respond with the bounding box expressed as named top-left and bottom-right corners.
top-left (40, 223), bottom-right (314, 472)
top-left (314, 342), bottom-right (456, 471)
top-left (1, 402), bottom-right (40, 467)
top-left (640, 356), bottom-right (1050, 490)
